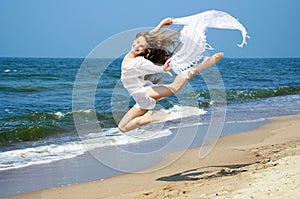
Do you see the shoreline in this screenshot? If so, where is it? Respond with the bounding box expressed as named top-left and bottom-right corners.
top-left (2, 114), bottom-right (300, 199)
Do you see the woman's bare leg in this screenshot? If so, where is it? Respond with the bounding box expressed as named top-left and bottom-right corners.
top-left (193, 52), bottom-right (224, 73)
top-left (148, 52), bottom-right (224, 100)
top-left (118, 107), bottom-right (149, 132)
top-left (118, 107), bottom-right (170, 132)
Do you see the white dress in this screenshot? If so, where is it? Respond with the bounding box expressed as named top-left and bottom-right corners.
top-left (121, 55), bottom-right (166, 110)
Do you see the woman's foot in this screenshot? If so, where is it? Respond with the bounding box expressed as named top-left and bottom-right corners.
top-left (195, 52), bottom-right (224, 72)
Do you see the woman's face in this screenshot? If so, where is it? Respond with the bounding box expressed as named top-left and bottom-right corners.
top-left (131, 36), bottom-right (148, 56)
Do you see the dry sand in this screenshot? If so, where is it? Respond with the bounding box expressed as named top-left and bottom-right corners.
top-left (3, 115), bottom-right (300, 199)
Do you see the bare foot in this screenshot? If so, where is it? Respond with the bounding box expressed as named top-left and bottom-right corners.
top-left (149, 111), bottom-right (171, 122)
top-left (195, 52), bottom-right (224, 73)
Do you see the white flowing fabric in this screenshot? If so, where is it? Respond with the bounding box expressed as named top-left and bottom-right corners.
top-left (170, 10), bottom-right (250, 74)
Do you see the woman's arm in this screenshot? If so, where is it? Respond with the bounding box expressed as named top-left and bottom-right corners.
top-left (150, 17), bottom-right (173, 33)
top-left (139, 58), bottom-right (165, 74)
top-left (139, 57), bottom-right (172, 76)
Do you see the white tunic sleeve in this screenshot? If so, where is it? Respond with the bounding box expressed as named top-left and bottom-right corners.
top-left (170, 10), bottom-right (250, 74)
top-left (138, 57), bottom-right (165, 74)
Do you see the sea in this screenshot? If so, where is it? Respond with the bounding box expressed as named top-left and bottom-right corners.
top-left (0, 56), bottom-right (300, 175)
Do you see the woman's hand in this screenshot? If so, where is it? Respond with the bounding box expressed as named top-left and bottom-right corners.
top-left (150, 17), bottom-right (173, 33)
top-left (163, 58), bottom-right (172, 72)
top-left (159, 17), bottom-right (173, 27)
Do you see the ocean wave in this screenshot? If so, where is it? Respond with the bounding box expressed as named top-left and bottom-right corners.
top-left (0, 84), bottom-right (49, 93)
top-left (0, 142), bottom-right (86, 171)
top-left (0, 111), bottom-right (75, 143)
top-left (196, 86), bottom-right (300, 107)
top-left (0, 127), bottom-right (173, 171)
top-left (0, 109), bottom-right (113, 144)
top-left (0, 103), bottom-right (209, 146)
top-left (226, 86), bottom-right (300, 100)
top-left (0, 104), bottom-right (207, 171)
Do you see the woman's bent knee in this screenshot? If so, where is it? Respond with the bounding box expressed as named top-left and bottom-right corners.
top-left (118, 125), bottom-right (128, 133)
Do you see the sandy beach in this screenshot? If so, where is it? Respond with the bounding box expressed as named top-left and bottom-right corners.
top-left (3, 114), bottom-right (300, 199)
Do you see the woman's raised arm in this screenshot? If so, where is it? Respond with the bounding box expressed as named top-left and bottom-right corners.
top-left (150, 17), bottom-right (173, 33)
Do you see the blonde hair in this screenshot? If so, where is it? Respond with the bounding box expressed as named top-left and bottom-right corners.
top-left (135, 30), bottom-right (180, 84)
top-left (136, 29), bottom-right (180, 65)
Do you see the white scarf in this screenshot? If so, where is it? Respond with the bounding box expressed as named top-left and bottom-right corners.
top-left (170, 10), bottom-right (250, 74)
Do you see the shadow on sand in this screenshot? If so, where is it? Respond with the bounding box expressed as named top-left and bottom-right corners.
top-left (156, 163), bottom-right (252, 182)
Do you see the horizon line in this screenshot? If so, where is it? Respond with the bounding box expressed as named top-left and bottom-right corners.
top-left (0, 55), bottom-right (300, 59)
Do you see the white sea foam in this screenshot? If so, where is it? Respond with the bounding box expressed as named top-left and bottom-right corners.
top-left (0, 127), bottom-right (173, 171)
top-left (166, 105), bottom-right (207, 121)
top-left (3, 69), bottom-right (17, 72)
top-left (54, 111), bottom-right (65, 118)
top-left (225, 118), bottom-right (266, 124)
top-left (4, 109), bottom-right (13, 114)
top-left (0, 142), bottom-right (86, 171)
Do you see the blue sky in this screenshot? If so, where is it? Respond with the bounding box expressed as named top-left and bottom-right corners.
top-left (0, 0), bottom-right (299, 58)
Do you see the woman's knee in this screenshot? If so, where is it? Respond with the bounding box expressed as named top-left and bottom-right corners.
top-left (118, 122), bottom-right (128, 133)
top-left (118, 124), bottom-right (128, 132)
